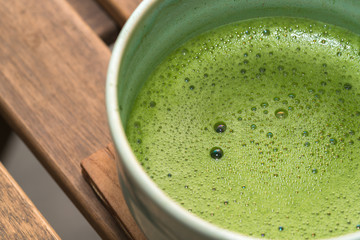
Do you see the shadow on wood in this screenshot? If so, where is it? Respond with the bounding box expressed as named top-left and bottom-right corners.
top-left (0, 116), bottom-right (11, 159)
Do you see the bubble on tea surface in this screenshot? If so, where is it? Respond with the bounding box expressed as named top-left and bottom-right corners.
top-left (266, 132), bottom-right (274, 138)
top-left (344, 83), bottom-right (352, 90)
top-left (210, 147), bottom-right (223, 160)
top-left (261, 102), bottom-right (269, 108)
top-left (181, 49), bottom-right (189, 55)
top-left (275, 109), bottom-right (288, 119)
top-left (214, 122), bottom-right (227, 133)
top-left (308, 88), bottom-right (315, 94)
top-left (288, 93), bottom-right (296, 98)
top-left (263, 29), bottom-right (270, 36)
top-left (149, 101), bottom-right (156, 107)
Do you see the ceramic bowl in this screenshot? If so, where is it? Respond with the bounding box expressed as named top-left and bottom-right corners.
top-left (107, 0), bottom-right (360, 239)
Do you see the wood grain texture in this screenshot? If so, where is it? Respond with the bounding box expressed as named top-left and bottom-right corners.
top-left (67, 0), bottom-right (120, 44)
top-left (0, 163), bottom-right (60, 240)
top-left (81, 144), bottom-right (146, 240)
top-left (96, 0), bottom-right (142, 26)
top-left (0, 0), bottom-right (128, 239)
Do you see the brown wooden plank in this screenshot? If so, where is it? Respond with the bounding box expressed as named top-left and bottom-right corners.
top-left (0, 0), bottom-right (129, 239)
top-left (0, 163), bottom-right (60, 240)
top-left (67, 0), bottom-right (120, 44)
top-left (81, 144), bottom-right (146, 240)
top-left (95, 0), bottom-right (142, 26)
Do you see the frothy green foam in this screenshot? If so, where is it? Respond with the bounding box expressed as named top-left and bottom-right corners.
top-left (126, 17), bottom-right (360, 239)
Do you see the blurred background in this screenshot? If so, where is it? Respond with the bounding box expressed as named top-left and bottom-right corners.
top-left (0, 133), bottom-right (100, 240)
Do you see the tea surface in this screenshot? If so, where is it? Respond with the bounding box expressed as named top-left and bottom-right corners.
top-left (126, 17), bottom-right (360, 239)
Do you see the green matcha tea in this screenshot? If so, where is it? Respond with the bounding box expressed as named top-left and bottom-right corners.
top-left (126, 17), bottom-right (360, 239)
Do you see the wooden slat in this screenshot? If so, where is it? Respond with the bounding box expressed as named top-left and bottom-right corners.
top-left (95, 0), bottom-right (142, 26)
top-left (81, 144), bottom-right (146, 240)
top-left (67, 0), bottom-right (120, 44)
top-left (0, 0), bottom-right (128, 239)
top-left (0, 163), bottom-right (60, 240)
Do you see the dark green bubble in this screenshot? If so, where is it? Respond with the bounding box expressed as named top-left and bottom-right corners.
top-left (210, 147), bottom-right (223, 160)
top-left (214, 122), bottom-right (227, 133)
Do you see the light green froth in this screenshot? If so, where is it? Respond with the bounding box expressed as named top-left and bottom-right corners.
top-left (126, 17), bottom-right (360, 239)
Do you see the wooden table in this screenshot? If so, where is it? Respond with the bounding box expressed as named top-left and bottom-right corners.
top-left (0, 0), bottom-right (142, 239)
top-left (0, 162), bottom-right (60, 239)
